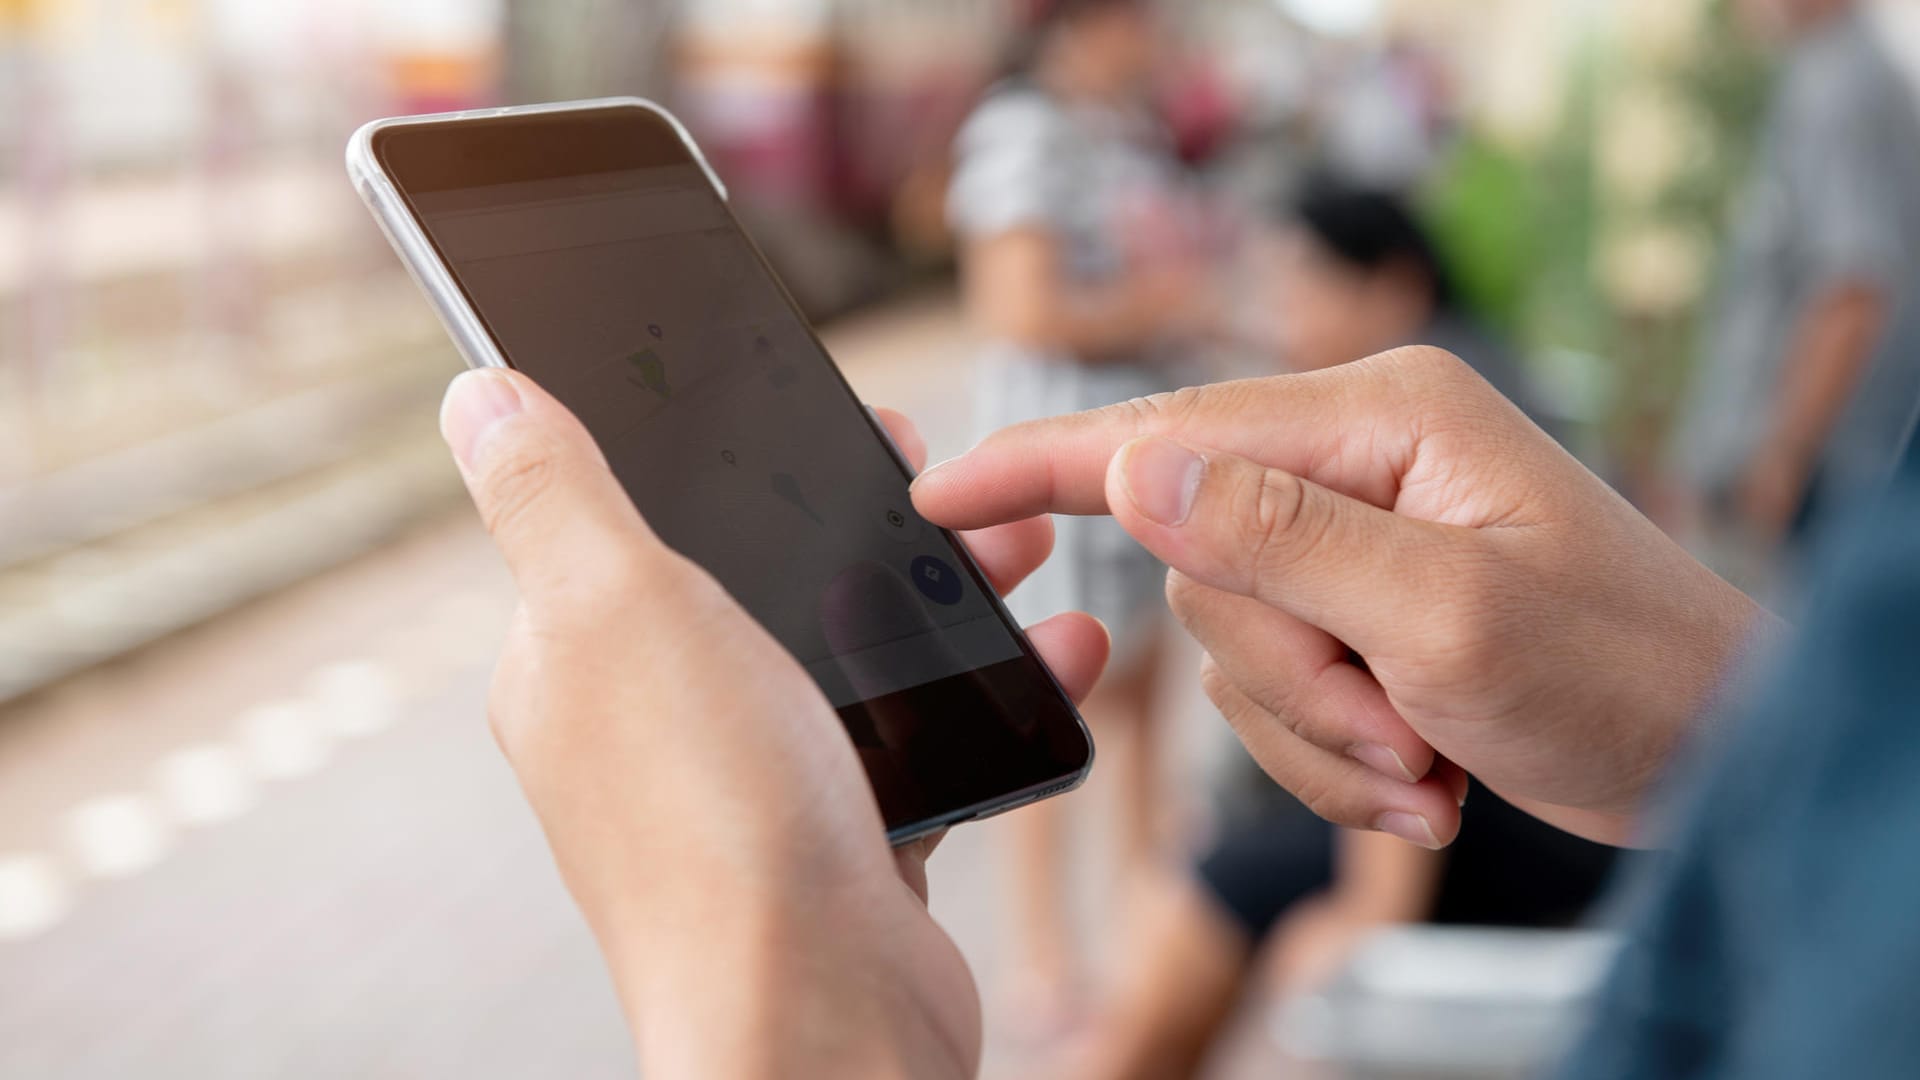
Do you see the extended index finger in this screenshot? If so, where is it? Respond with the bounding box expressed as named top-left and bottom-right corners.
top-left (910, 359), bottom-right (1428, 531)
top-left (873, 404), bottom-right (1057, 597)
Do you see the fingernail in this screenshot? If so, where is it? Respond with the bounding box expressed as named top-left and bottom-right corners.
top-left (441, 369), bottom-right (523, 472)
top-left (912, 457), bottom-right (958, 488)
top-left (1375, 812), bottom-right (1442, 850)
top-left (1349, 743), bottom-right (1417, 783)
top-left (1120, 438), bottom-right (1205, 526)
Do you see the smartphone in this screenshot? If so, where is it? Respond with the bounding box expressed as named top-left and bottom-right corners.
top-left (347, 98), bottom-right (1093, 843)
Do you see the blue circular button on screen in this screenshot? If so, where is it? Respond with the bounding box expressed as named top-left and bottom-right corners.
top-left (910, 555), bottom-right (965, 606)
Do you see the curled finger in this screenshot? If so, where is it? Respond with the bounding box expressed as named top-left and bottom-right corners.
top-left (1200, 659), bottom-right (1461, 848)
top-left (1168, 571), bottom-right (1434, 783)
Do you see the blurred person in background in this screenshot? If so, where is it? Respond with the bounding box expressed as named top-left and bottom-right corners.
top-left (1669, 0), bottom-right (1920, 566)
top-left (1314, 39), bottom-right (1449, 195)
top-left (1872, 0), bottom-right (1920, 100)
top-left (946, 0), bottom-right (1216, 1035)
top-left (1053, 787), bottom-right (1613, 1080)
top-left (1265, 180), bottom-right (1541, 413)
top-left (1040, 183), bottom-right (1604, 1080)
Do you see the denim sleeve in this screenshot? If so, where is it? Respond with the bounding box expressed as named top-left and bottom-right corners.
top-left (1558, 483), bottom-right (1920, 1080)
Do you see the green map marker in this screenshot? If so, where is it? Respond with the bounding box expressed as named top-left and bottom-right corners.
top-left (626, 348), bottom-right (671, 399)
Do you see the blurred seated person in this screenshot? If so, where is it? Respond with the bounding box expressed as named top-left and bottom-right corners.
top-left (1265, 179), bottom-right (1546, 423)
top-left (1043, 185), bottom-right (1605, 1080)
top-left (1052, 783), bottom-right (1615, 1080)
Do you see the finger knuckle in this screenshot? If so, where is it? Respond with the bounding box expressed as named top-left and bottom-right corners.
top-left (1186, 377), bottom-right (1266, 419)
top-left (1244, 470), bottom-right (1323, 580)
top-left (1369, 346), bottom-right (1510, 428)
top-left (1249, 677), bottom-right (1307, 737)
top-left (484, 646), bottom-right (535, 758)
top-left (1108, 391), bottom-right (1173, 429)
top-left (1365, 344), bottom-right (1471, 388)
top-left (1202, 663), bottom-right (1268, 731)
top-left (1286, 771), bottom-right (1340, 819)
top-left (484, 680), bottom-right (515, 754)
top-left (1164, 569), bottom-right (1201, 620)
top-left (1198, 657), bottom-right (1230, 702)
top-left (1103, 382), bottom-right (1212, 434)
top-left (1252, 470), bottom-right (1309, 541)
top-left (1412, 345), bottom-right (1475, 383)
top-left (1157, 383), bottom-right (1212, 425)
top-left (1289, 775), bottom-right (1372, 829)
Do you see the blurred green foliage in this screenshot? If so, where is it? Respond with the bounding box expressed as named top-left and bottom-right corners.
top-left (1422, 0), bottom-right (1772, 485)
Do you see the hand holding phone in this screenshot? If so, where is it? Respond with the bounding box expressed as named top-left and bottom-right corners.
top-left (349, 99), bottom-right (1096, 840)
top-left (439, 366), bottom-right (1110, 1076)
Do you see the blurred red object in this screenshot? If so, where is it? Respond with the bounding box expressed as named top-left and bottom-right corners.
top-left (1014, 0), bottom-right (1056, 28)
top-left (1161, 59), bottom-right (1237, 165)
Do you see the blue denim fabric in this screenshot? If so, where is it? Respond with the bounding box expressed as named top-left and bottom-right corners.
top-left (1559, 473), bottom-right (1920, 1078)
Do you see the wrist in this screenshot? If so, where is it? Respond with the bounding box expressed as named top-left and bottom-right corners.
top-left (616, 901), bottom-right (865, 1078)
top-left (608, 881), bottom-right (972, 1080)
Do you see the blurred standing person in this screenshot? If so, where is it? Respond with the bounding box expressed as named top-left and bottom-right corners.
top-left (1670, 0), bottom-right (1920, 569)
top-left (1316, 40), bottom-right (1449, 195)
top-left (1870, 0), bottom-right (1920, 465)
top-left (947, 0), bottom-right (1214, 1038)
top-left (1871, 0), bottom-right (1920, 98)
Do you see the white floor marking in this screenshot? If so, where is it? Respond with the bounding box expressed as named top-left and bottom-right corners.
top-left (0, 853), bottom-right (72, 942)
top-left (65, 794), bottom-right (175, 880)
top-left (236, 699), bottom-right (334, 780)
top-left (309, 660), bottom-right (400, 738)
top-left (153, 743), bottom-right (260, 826)
top-left (5, 645), bottom-right (464, 949)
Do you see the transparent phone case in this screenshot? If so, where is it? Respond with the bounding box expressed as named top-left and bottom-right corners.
top-left (344, 97), bottom-right (729, 373)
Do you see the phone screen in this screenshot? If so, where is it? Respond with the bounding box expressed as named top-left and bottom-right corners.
top-left (372, 104), bottom-right (1091, 835)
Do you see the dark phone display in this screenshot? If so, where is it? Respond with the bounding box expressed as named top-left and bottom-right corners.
top-left (375, 108), bottom-right (1090, 831)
